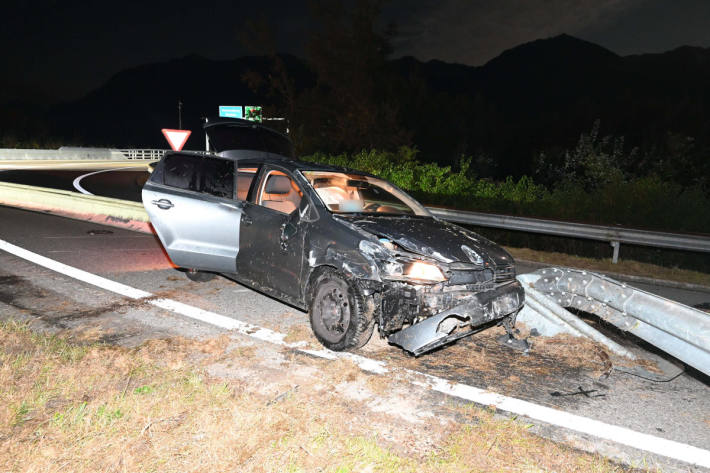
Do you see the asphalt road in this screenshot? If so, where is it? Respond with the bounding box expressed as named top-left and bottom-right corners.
top-left (0, 168), bottom-right (148, 201)
top-left (1, 205), bottom-right (708, 471)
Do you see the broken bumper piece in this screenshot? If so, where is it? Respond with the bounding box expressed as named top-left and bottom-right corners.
top-left (388, 280), bottom-right (525, 356)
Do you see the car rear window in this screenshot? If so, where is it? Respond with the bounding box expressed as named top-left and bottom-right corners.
top-left (164, 154), bottom-right (200, 192)
top-left (162, 154), bottom-right (234, 199)
top-left (207, 125), bottom-right (294, 157)
top-left (260, 129), bottom-right (293, 157)
top-left (201, 158), bottom-right (234, 198)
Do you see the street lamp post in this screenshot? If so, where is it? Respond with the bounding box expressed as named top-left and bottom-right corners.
top-left (178, 99), bottom-right (183, 129)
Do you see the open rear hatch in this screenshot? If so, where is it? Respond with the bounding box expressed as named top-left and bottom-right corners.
top-left (204, 117), bottom-right (293, 158)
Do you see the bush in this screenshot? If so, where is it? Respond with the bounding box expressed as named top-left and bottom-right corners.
top-left (301, 147), bottom-right (710, 234)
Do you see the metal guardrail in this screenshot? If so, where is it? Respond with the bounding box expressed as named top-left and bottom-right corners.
top-left (428, 207), bottom-right (710, 263)
top-left (116, 149), bottom-right (168, 160)
top-left (527, 268), bottom-right (710, 379)
top-left (0, 147), bottom-right (167, 161)
top-left (2, 147), bottom-right (709, 263)
top-left (0, 181), bottom-right (151, 233)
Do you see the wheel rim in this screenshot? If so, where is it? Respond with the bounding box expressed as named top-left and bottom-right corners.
top-left (314, 281), bottom-right (351, 343)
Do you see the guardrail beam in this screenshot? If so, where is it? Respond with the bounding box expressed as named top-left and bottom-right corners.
top-left (1, 147), bottom-right (709, 261)
top-left (428, 207), bottom-right (710, 261)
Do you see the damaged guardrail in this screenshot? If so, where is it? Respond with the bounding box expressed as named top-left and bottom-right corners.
top-left (2, 180), bottom-right (709, 381)
top-left (518, 267), bottom-right (710, 380)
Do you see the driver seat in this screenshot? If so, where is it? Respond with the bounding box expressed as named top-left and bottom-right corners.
top-left (261, 174), bottom-right (301, 214)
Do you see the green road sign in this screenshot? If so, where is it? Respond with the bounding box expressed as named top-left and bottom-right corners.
top-left (245, 106), bottom-right (262, 122)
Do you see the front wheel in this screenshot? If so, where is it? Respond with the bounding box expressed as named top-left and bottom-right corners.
top-left (309, 269), bottom-right (374, 351)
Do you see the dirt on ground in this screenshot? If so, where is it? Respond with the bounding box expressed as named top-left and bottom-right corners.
top-left (0, 319), bottom-right (635, 473)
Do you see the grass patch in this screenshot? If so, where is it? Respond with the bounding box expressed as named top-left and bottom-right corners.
top-left (0, 321), bottom-right (633, 472)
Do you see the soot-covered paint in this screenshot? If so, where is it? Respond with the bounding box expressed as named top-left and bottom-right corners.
top-left (144, 125), bottom-right (525, 355)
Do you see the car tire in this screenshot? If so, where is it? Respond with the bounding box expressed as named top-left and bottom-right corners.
top-left (309, 268), bottom-right (375, 351)
top-left (184, 269), bottom-right (216, 282)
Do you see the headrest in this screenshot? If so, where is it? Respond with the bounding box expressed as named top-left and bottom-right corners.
top-left (312, 177), bottom-right (331, 187)
top-left (265, 175), bottom-right (292, 194)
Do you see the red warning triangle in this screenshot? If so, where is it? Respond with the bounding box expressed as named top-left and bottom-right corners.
top-left (161, 129), bottom-right (192, 151)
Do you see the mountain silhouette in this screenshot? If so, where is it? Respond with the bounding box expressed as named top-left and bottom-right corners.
top-left (51, 54), bottom-right (313, 149)
top-left (5, 34), bottom-right (709, 178)
top-left (389, 34), bottom-right (710, 175)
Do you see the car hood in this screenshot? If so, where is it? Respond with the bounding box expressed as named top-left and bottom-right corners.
top-left (343, 215), bottom-right (514, 267)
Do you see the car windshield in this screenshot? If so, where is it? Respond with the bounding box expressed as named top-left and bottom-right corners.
top-left (301, 171), bottom-right (430, 216)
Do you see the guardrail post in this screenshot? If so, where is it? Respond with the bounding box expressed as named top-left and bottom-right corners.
top-left (610, 240), bottom-right (620, 264)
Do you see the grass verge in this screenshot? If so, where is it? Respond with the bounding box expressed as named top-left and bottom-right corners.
top-left (0, 320), bottom-right (633, 472)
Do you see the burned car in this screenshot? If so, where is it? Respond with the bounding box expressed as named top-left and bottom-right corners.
top-left (142, 118), bottom-right (524, 355)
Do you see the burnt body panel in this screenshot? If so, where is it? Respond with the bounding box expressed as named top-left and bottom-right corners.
top-left (341, 215), bottom-right (514, 267)
top-left (237, 201), bottom-right (306, 302)
top-left (388, 280), bottom-right (525, 355)
top-left (299, 211), bottom-right (524, 353)
top-left (144, 131), bottom-right (525, 356)
top-left (301, 213), bottom-right (380, 300)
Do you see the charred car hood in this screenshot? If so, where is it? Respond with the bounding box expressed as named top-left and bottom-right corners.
top-left (342, 215), bottom-right (514, 267)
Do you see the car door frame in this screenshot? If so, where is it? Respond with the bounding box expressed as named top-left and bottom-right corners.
top-left (236, 163), bottom-right (316, 304)
top-left (142, 153), bottom-right (243, 274)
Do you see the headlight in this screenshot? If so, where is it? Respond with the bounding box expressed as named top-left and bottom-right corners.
top-left (404, 261), bottom-right (446, 282)
top-left (359, 239), bottom-right (447, 283)
top-left (382, 259), bottom-right (446, 282)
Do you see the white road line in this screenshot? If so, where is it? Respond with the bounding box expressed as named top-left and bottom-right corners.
top-left (47, 249), bottom-right (156, 253)
top-left (72, 167), bottom-right (143, 195)
top-left (0, 237), bottom-right (708, 469)
top-left (43, 235), bottom-right (150, 239)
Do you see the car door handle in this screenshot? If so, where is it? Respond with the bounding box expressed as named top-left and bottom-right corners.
top-left (242, 214), bottom-right (253, 225)
top-left (151, 199), bottom-right (174, 210)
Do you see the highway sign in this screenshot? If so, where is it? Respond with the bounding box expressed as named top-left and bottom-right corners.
top-left (219, 106), bottom-right (243, 119)
top-left (161, 129), bottom-right (192, 151)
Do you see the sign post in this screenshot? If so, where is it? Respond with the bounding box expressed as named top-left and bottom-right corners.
top-left (161, 129), bottom-right (192, 151)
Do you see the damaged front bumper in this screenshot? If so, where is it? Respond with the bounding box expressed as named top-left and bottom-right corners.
top-left (387, 280), bottom-right (525, 355)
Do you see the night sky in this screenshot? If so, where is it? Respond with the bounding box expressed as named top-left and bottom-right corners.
top-left (3, 0), bottom-right (710, 103)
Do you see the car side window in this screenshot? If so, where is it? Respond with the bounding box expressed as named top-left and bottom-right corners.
top-left (162, 154), bottom-right (234, 199)
top-left (201, 157), bottom-right (234, 199)
top-left (257, 169), bottom-right (303, 215)
top-left (163, 154), bottom-right (200, 192)
top-left (236, 165), bottom-right (260, 201)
